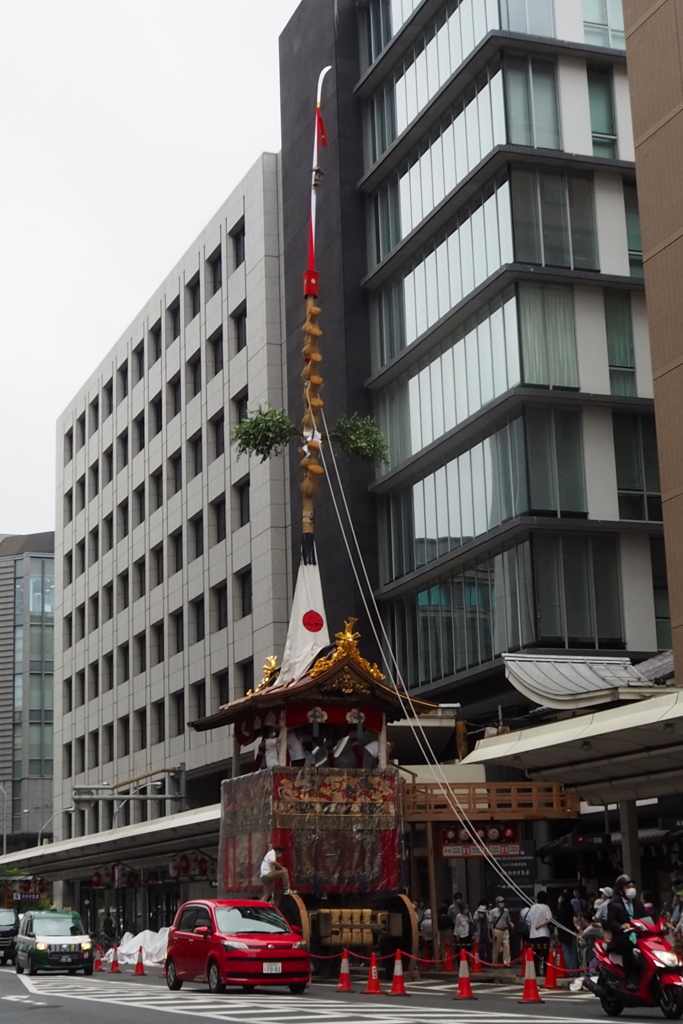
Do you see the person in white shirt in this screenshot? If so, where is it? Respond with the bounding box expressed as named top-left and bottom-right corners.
top-left (259, 728), bottom-right (279, 770)
top-left (521, 892), bottom-right (552, 974)
top-left (287, 729), bottom-right (306, 767)
top-left (260, 845), bottom-right (294, 900)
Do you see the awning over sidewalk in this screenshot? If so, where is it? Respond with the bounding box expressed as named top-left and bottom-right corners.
top-left (502, 653), bottom-right (658, 709)
top-left (0, 804), bottom-right (221, 879)
top-left (463, 689), bottom-right (683, 804)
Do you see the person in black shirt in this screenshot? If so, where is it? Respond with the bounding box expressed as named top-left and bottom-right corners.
top-left (606, 874), bottom-right (646, 990)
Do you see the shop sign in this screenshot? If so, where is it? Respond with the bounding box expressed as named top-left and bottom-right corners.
top-left (169, 851), bottom-right (217, 881)
top-left (487, 839), bottom-right (537, 911)
top-left (440, 824), bottom-right (519, 857)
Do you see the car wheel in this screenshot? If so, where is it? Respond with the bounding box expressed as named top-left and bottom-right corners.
top-left (207, 960), bottom-right (225, 994)
top-left (15, 960), bottom-right (24, 975)
top-left (288, 982), bottom-right (307, 994)
top-left (659, 986), bottom-right (683, 1020)
top-left (165, 958), bottom-right (183, 991)
top-left (83, 966), bottom-right (94, 976)
top-left (27, 957), bottom-right (37, 977)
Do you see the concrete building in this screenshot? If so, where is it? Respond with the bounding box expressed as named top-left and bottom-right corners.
top-left (279, 0), bottom-right (668, 719)
top-left (51, 153), bottom-right (289, 929)
top-left (622, 0), bottom-right (683, 680)
top-left (0, 532), bottom-right (54, 854)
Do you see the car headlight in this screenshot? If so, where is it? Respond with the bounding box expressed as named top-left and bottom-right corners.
top-left (35, 942), bottom-right (49, 951)
top-left (292, 941), bottom-right (307, 950)
top-left (222, 941), bottom-right (249, 951)
top-left (654, 951), bottom-right (682, 968)
top-left (81, 942), bottom-right (92, 950)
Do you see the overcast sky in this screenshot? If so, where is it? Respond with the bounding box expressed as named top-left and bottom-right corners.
top-left (0, 0), bottom-right (302, 535)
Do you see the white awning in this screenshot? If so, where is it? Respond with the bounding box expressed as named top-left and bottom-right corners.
top-left (502, 653), bottom-right (656, 709)
top-left (463, 689), bottom-right (683, 804)
top-left (0, 804), bottom-right (221, 879)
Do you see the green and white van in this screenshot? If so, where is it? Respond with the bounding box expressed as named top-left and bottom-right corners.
top-left (15, 911), bottom-right (93, 975)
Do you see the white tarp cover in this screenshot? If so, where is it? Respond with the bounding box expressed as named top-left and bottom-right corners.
top-left (502, 653), bottom-right (654, 708)
top-left (103, 927), bottom-right (168, 964)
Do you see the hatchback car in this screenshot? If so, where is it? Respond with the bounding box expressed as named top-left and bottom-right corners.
top-left (0, 908), bottom-right (20, 965)
top-left (15, 911), bottom-right (93, 976)
top-left (166, 899), bottom-right (309, 994)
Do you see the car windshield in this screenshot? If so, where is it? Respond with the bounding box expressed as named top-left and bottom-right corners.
top-left (0, 911), bottom-right (16, 926)
top-left (214, 905), bottom-right (290, 935)
top-left (33, 916), bottom-right (83, 936)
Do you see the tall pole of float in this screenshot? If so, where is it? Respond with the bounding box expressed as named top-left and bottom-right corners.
top-left (299, 66), bottom-right (332, 565)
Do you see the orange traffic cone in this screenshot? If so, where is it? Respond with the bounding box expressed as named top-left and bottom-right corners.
top-left (134, 945), bottom-right (146, 976)
top-left (363, 952), bottom-right (384, 995)
top-left (454, 948), bottom-right (477, 1000)
top-left (93, 945), bottom-right (103, 972)
top-left (110, 945), bottom-right (120, 974)
top-left (470, 939), bottom-right (483, 974)
top-left (443, 941), bottom-right (455, 973)
top-left (543, 949), bottom-right (558, 990)
top-left (519, 946), bottom-right (544, 1004)
top-left (556, 943), bottom-right (567, 977)
top-left (389, 949), bottom-right (409, 996)
top-left (336, 949), bottom-right (353, 992)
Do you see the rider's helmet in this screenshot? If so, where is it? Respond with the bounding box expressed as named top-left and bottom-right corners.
top-left (614, 874), bottom-right (634, 893)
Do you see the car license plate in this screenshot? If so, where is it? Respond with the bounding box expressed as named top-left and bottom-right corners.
top-left (60, 956), bottom-right (73, 963)
top-left (263, 962), bottom-right (282, 974)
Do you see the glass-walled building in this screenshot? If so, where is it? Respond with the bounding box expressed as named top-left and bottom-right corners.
top-left (0, 532), bottom-right (54, 852)
top-left (279, 0), bottom-right (665, 715)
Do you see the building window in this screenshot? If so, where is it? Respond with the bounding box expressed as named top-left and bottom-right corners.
top-left (88, 662), bottom-right (99, 700)
top-left (63, 677), bottom-right (73, 714)
top-left (169, 528), bottom-right (183, 574)
top-left (624, 181), bottom-right (644, 278)
top-left (64, 550), bottom-right (73, 585)
top-left (190, 513), bottom-right (204, 560)
top-left (117, 429), bottom-right (129, 472)
top-left (89, 526), bottom-right (99, 566)
top-left (134, 483), bottom-right (145, 526)
top-left (150, 468), bottom-right (163, 511)
top-left (76, 604), bottom-right (85, 641)
top-left (149, 393), bottom-right (163, 437)
top-left (171, 690), bottom-right (185, 737)
top-left (214, 670), bottom-right (230, 708)
top-left (134, 556), bottom-right (146, 600)
top-left (235, 478), bottom-right (250, 528)
top-left (211, 414), bottom-right (225, 460)
top-left (166, 375), bottom-right (181, 422)
top-left (103, 379), bottom-right (113, 418)
top-left (583, 0), bottom-right (625, 49)
top-left (133, 708), bottom-right (146, 752)
top-left (172, 609), bottom-right (184, 654)
top-left (188, 431), bottom-right (203, 478)
top-left (186, 274), bottom-right (201, 323)
top-left (588, 66), bottom-right (617, 158)
top-left (118, 569), bottom-right (129, 611)
top-left (238, 569), bottom-right (252, 618)
top-left (613, 414), bottom-right (661, 521)
top-left (167, 298), bottom-right (181, 342)
top-left (64, 614), bottom-right (72, 649)
top-left (133, 340), bottom-right (145, 384)
top-left (103, 446), bottom-right (113, 484)
top-left (88, 729), bottom-right (99, 769)
top-left (505, 56), bottom-right (560, 150)
top-left (187, 353), bottom-right (202, 399)
top-left (151, 543), bottom-right (164, 588)
top-left (190, 597), bottom-right (205, 644)
top-left (103, 513), bottom-right (113, 552)
top-left (152, 699), bottom-right (165, 744)
top-left (605, 290), bottom-right (636, 395)
top-left (103, 651), bottom-right (113, 691)
top-left (102, 723), bottom-right (114, 763)
top-left (168, 450), bottom-right (183, 496)
top-left (526, 408), bottom-right (586, 516)
top-left (76, 413), bottom-right (85, 450)
top-left (134, 630), bottom-right (147, 674)
top-left (233, 308), bottom-right (247, 352)
top-left (191, 680), bottom-right (206, 721)
top-left (118, 715), bottom-right (130, 757)
top-left (89, 396), bottom-right (99, 435)
top-left (511, 169), bottom-right (598, 271)
top-left (64, 427), bottom-right (73, 464)
top-left (232, 222), bottom-right (245, 268)
top-left (103, 583), bottom-right (113, 622)
top-left (89, 460), bottom-right (99, 499)
top-left (208, 327), bottom-right (224, 377)
top-left (76, 540), bottom-right (85, 577)
top-left (212, 582), bottom-right (228, 631)
top-left (149, 320), bottom-right (162, 365)
top-left (207, 245), bottom-right (222, 297)
top-left (133, 412), bottom-right (145, 455)
top-left (118, 642), bottom-right (130, 684)
top-left (74, 736), bottom-right (85, 775)
top-left (518, 283), bottom-right (578, 388)
top-left (117, 499), bottom-right (129, 540)
top-left (650, 537), bottom-right (671, 650)
top-left (63, 742), bottom-right (72, 778)
top-left (211, 496), bottom-right (227, 544)
top-left (118, 360), bottom-right (128, 402)
top-left (74, 671), bottom-right (85, 707)
top-left (76, 475), bottom-right (86, 512)
top-left (239, 659), bottom-right (254, 696)
top-left (89, 594), bottom-right (99, 632)
top-left (234, 391), bottom-right (248, 425)
top-left (152, 621), bottom-right (165, 665)
top-left (64, 488), bottom-right (73, 524)
top-left (501, 0), bottom-right (554, 35)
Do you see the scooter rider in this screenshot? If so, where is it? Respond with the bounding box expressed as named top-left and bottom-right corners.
top-left (606, 874), bottom-right (646, 990)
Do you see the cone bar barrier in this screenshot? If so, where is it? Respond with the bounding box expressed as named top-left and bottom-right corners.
top-left (336, 949), bottom-right (353, 992)
top-left (519, 946), bottom-right (544, 1004)
top-left (388, 949), bottom-right (410, 996)
top-left (134, 945), bottom-right (146, 976)
top-left (470, 939), bottom-right (483, 974)
top-left (556, 942), bottom-right (567, 976)
top-left (93, 945), bottom-right (103, 972)
top-left (519, 943), bottom-right (528, 976)
top-left (454, 948), bottom-right (477, 1000)
top-left (543, 948), bottom-right (558, 990)
top-left (110, 945), bottom-right (120, 974)
top-left (443, 941), bottom-right (455, 973)
top-left (363, 952), bottom-right (384, 995)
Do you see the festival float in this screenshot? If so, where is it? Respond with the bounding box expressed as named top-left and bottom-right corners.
top-left (191, 67), bottom-right (438, 969)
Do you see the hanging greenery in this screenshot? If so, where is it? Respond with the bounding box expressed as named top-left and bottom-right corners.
top-left (329, 412), bottom-right (390, 466)
top-left (230, 406), bottom-right (298, 462)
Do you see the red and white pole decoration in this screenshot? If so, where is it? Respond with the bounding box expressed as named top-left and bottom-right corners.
top-left (303, 65), bottom-right (332, 300)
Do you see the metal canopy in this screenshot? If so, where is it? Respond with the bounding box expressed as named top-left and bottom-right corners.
top-left (0, 805), bottom-right (220, 879)
top-left (502, 653), bottom-right (657, 709)
top-left (463, 689), bottom-right (683, 804)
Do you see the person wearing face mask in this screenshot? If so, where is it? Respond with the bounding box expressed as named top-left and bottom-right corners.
top-left (606, 874), bottom-right (646, 990)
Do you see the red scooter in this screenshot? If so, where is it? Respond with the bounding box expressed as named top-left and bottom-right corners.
top-left (586, 917), bottom-right (683, 1018)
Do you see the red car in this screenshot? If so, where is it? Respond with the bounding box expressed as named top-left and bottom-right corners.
top-left (165, 898), bottom-right (310, 995)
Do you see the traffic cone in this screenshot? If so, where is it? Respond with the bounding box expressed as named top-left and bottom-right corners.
top-left (110, 945), bottom-right (120, 974)
top-left (454, 948), bottom-right (476, 1000)
top-left (93, 945), bottom-right (103, 972)
top-left (519, 946), bottom-right (544, 1004)
top-left (470, 939), bottom-right (483, 974)
top-left (363, 952), bottom-right (384, 995)
top-left (389, 949), bottom-right (409, 996)
top-left (134, 945), bottom-right (146, 976)
top-left (556, 943), bottom-right (567, 977)
top-left (336, 949), bottom-right (353, 992)
top-left (543, 949), bottom-right (558, 990)
top-left (443, 941), bottom-right (455, 973)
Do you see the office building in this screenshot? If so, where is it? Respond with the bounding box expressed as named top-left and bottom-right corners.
top-left (0, 532), bottom-right (54, 854)
top-left (280, 0), bottom-right (667, 716)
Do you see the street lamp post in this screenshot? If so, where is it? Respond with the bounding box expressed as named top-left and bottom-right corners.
top-left (37, 809), bottom-right (62, 847)
top-left (0, 783), bottom-right (8, 857)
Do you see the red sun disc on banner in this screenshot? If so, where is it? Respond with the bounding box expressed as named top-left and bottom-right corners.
top-left (303, 610), bottom-right (324, 632)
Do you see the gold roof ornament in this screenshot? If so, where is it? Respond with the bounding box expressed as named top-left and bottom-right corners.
top-left (257, 655), bottom-right (279, 692)
top-left (310, 618), bottom-right (385, 682)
